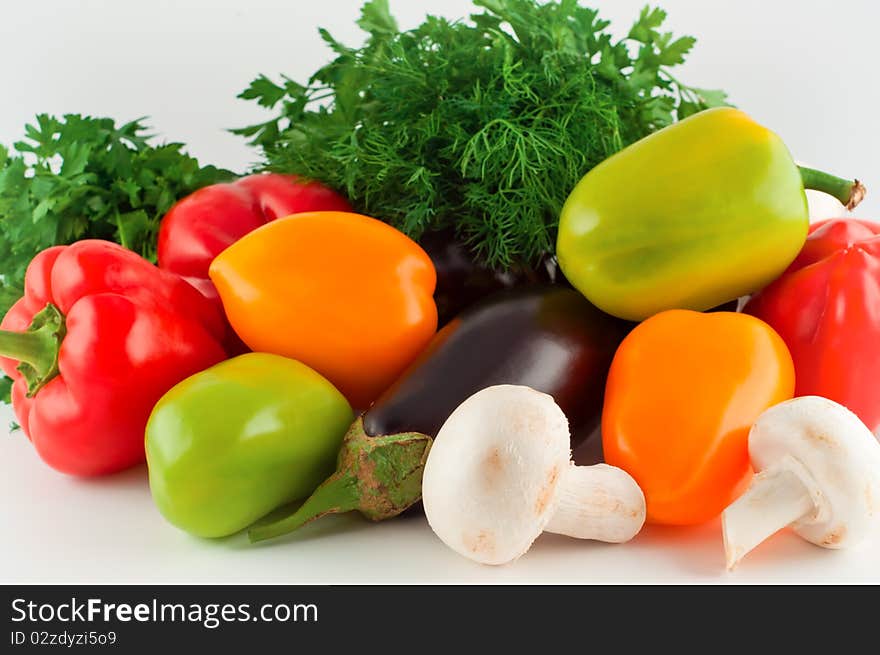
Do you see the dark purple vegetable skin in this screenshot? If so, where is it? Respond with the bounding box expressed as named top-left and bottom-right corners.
top-left (363, 285), bottom-right (631, 447)
top-left (420, 228), bottom-right (561, 326)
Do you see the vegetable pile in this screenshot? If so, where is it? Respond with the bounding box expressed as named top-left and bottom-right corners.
top-left (237, 0), bottom-right (728, 270)
top-left (3, 0), bottom-right (880, 572)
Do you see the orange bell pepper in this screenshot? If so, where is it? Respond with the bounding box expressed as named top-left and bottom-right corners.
top-left (602, 310), bottom-right (795, 525)
top-left (209, 211), bottom-right (438, 408)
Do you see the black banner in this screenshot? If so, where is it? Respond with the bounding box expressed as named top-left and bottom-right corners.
top-left (1, 585), bottom-right (876, 650)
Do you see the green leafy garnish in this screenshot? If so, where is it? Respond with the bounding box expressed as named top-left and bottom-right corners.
top-left (236, 0), bottom-right (728, 269)
top-left (0, 114), bottom-right (234, 319)
top-left (0, 114), bottom-right (234, 403)
top-left (0, 376), bottom-right (11, 406)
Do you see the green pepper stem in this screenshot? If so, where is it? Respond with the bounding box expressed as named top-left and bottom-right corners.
top-left (0, 304), bottom-right (66, 397)
top-left (248, 472), bottom-right (361, 543)
top-left (799, 166), bottom-right (867, 210)
top-left (0, 329), bottom-right (52, 368)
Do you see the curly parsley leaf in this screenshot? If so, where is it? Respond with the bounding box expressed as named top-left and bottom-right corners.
top-left (0, 114), bottom-right (235, 402)
top-left (0, 375), bottom-right (11, 405)
top-left (0, 114), bottom-right (234, 319)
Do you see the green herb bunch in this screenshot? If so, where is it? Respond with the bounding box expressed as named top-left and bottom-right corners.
top-left (0, 114), bottom-right (233, 318)
top-left (237, 0), bottom-right (728, 269)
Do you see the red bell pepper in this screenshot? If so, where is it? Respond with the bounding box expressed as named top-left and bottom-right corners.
top-left (744, 218), bottom-right (880, 434)
top-left (0, 240), bottom-right (228, 476)
top-left (157, 173), bottom-right (351, 301)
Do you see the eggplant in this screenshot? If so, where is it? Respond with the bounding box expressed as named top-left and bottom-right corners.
top-left (420, 228), bottom-right (561, 326)
top-left (248, 285), bottom-right (632, 543)
top-left (364, 285), bottom-right (629, 445)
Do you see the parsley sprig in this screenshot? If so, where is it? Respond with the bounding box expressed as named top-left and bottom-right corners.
top-left (236, 0), bottom-right (728, 269)
top-left (0, 114), bottom-right (233, 402)
top-left (0, 114), bottom-right (234, 318)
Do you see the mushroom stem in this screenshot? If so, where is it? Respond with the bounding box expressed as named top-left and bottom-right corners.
top-left (721, 458), bottom-right (818, 570)
top-left (544, 463), bottom-right (646, 543)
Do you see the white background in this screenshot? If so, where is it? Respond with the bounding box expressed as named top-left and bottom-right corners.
top-left (2, 0), bottom-right (879, 583)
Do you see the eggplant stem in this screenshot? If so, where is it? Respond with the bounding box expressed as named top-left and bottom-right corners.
top-left (248, 472), bottom-right (360, 543)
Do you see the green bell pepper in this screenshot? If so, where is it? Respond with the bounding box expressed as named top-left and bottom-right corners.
top-left (146, 353), bottom-right (354, 538)
top-left (556, 107), bottom-right (865, 321)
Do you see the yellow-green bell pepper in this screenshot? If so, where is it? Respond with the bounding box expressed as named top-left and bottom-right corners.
top-left (145, 353), bottom-right (354, 538)
top-left (557, 107), bottom-right (865, 321)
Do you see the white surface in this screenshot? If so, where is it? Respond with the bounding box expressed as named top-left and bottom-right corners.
top-left (2, 403), bottom-right (879, 584)
top-left (2, 0), bottom-right (880, 584)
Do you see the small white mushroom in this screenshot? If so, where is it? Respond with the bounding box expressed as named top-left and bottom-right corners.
top-left (422, 384), bottom-right (646, 565)
top-left (722, 396), bottom-right (880, 570)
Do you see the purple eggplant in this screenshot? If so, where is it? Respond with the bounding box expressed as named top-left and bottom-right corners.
top-left (248, 286), bottom-right (631, 542)
top-left (420, 228), bottom-right (561, 325)
top-left (364, 285), bottom-right (627, 445)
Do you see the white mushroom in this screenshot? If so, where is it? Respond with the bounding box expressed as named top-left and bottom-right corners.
top-left (422, 384), bottom-right (645, 565)
top-left (722, 396), bottom-right (880, 570)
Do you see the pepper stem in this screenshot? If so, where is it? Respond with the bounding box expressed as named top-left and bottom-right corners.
top-left (0, 303), bottom-right (66, 397)
top-left (248, 416), bottom-right (432, 543)
top-left (799, 166), bottom-right (867, 210)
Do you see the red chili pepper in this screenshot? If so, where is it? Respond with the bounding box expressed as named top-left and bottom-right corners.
top-left (157, 173), bottom-right (351, 302)
top-left (0, 240), bottom-right (228, 476)
top-left (744, 218), bottom-right (880, 434)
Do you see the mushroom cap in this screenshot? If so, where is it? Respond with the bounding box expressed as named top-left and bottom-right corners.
top-left (749, 396), bottom-right (880, 548)
top-left (422, 384), bottom-right (571, 565)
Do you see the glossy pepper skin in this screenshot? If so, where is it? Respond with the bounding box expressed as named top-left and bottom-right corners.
top-left (0, 240), bottom-right (227, 476)
top-left (146, 353), bottom-right (353, 538)
top-left (602, 310), bottom-right (795, 525)
top-left (248, 286), bottom-right (631, 542)
top-left (557, 108), bottom-right (863, 322)
top-left (745, 219), bottom-right (880, 434)
top-left (157, 173), bottom-right (351, 302)
top-left (210, 211), bottom-right (438, 409)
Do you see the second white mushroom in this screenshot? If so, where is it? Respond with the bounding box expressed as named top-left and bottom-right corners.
top-left (422, 384), bottom-right (646, 565)
top-left (722, 396), bottom-right (880, 570)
